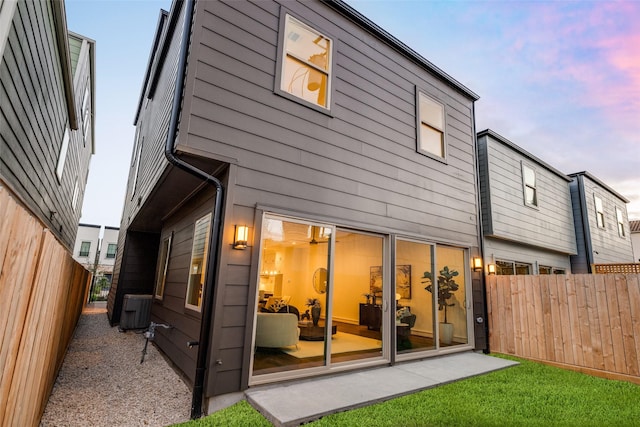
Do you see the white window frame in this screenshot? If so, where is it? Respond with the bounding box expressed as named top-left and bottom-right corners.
top-left (155, 234), bottom-right (172, 300)
top-left (56, 128), bottom-right (70, 182)
top-left (105, 243), bottom-right (117, 259)
top-left (185, 213), bottom-right (212, 311)
top-left (79, 241), bottom-right (91, 257)
top-left (416, 91), bottom-right (446, 161)
top-left (276, 13), bottom-right (333, 112)
top-left (594, 195), bottom-right (605, 228)
top-left (522, 163), bottom-right (538, 208)
top-left (615, 207), bottom-right (625, 237)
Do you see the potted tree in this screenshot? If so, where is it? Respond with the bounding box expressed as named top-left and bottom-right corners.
top-left (305, 298), bottom-right (322, 326)
top-left (421, 266), bottom-right (459, 345)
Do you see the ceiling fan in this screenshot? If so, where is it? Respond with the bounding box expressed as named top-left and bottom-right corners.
top-left (309, 226), bottom-right (331, 245)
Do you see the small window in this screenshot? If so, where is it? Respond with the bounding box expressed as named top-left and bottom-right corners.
top-left (279, 14), bottom-right (332, 109)
top-left (616, 207), bottom-right (625, 237)
top-left (130, 137), bottom-right (143, 199)
top-left (71, 179), bottom-right (79, 210)
top-left (105, 243), bottom-right (117, 259)
top-left (79, 241), bottom-right (91, 257)
top-left (594, 195), bottom-right (605, 228)
top-left (539, 265), bottom-right (552, 275)
top-left (185, 213), bottom-right (212, 311)
top-left (496, 260), bottom-right (531, 275)
top-left (155, 235), bottom-right (172, 299)
top-left (417, 92), bottom-right (446, 159)
top-left (553, 268), bottom-right (566, 274)
top-left (522, 164), bottom-right (537, 207)
top-left (56, 128), bottom-right (70, 181)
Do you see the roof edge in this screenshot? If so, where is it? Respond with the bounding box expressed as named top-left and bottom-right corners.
top-left (51, 0), bottom-right (78, 130)
top-left (324, 0), bottom-right (480, 101)
top-left (477, 129), bottom-right (572, 182)
top-left (568, 171), bottom-right (630, 203)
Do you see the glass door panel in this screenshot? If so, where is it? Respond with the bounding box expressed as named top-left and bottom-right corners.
top-left (433, 246), bottom-right (468, 347)
top-left (395, 239), bottom-right (436, 354)
top-left (331, 229), bottom-right (384, 363)
top-left (252, 217), bottom-right (330, 376)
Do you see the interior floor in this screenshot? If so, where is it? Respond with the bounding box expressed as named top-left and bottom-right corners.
top-left (252, 320), bottom-right (452, 376)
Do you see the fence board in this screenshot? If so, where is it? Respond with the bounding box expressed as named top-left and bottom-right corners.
top-left (487, 273), bottom-right (640, 383)
top-left (0, 188), bottom-right (90, 426)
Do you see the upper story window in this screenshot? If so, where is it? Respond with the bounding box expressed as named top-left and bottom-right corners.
top-left (185, 213), bottom-right (212, 311)
top-left (72, 179), bottom-right (79, 210)
top-left (130, 135), bottom-right (143, 199)
top-left (79, 241), bottom-right (91, 257)
top-left (594, 195), bottom-right (605, 228)
top-left (278, 14), bottom-right (332, 110)
top-left (615, 207), bottom-right (625, 237)
top-left (522, 163), bottom-right (537, 207)
top-left (155, 234), bottom-right (172, 300)
top-left (417, 92), bottom-right (446, 159)
top-left (81, 86), bottom-right (90, 145)
top-left (56, 128), bottom-right (70, 182)
top-left (105, 243), bottom-right (117, 259)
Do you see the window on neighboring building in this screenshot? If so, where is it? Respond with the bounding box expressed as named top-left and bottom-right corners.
top-left (496, 260), bottom-right (531, 275)
top-left (155, 234), bottom-right (172, 299)
top-left (56, 128), bottom-right (70, 182)
top-left (185, 213), bottom-right (212, 311)
top-left (594, 195), bottom-right (605, 228)
top-left (105, 243), bottom-right (117, 259)
top-left (417, 92), bottom-right (446, 159)
top-left (616, 207), bottom-right (625, 237)
top-left (79, 241), bottom-right (91, 257)
top-left (522, 163), bottom-right (537, 207)
top-left (279, 14), bottom-right (332, 109)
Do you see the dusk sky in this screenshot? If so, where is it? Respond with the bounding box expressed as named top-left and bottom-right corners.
top-left (66, 0), bottom-right (640, 229)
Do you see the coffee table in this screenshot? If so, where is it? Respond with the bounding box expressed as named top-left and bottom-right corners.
top-left (299, 324), bottom-right (337, 341)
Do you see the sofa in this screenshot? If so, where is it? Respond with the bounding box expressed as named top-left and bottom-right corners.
top-left (255, 312), bottom-right (299, 349)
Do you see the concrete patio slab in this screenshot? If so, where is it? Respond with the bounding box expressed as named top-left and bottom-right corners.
top-left (245, 352), bottom-right (518, 426)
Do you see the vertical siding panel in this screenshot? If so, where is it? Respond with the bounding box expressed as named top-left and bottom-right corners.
top-left (615, 275), bottom-right (638, 375)
top-left (595, 274), bottom-right (616, 372)
top-left (539, 275), bottom-right (555, 361)
top-left (584, 274), bottom-right (604, 370)
top-left (626, 274), bottom-right (640, 376)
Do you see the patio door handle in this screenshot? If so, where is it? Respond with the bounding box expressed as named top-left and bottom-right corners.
top-left (383, 300), bottom-right (388, 312)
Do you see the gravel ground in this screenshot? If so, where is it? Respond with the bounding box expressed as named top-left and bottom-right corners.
top-left (40, 304), bottom-right (191, 427)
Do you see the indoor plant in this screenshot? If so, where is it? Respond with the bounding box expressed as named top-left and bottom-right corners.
top-left (306, 298), bottom-right (321, 326)
top-left (422, 266), bottom-right (459, 344)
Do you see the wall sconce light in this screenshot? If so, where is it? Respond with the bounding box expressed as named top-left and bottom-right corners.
top-left (487, 264), bottom-right (496, 275)
top-left (233, 225), bottom-right (249, 250)
top-left (472, 257), bottom-right (483, 272)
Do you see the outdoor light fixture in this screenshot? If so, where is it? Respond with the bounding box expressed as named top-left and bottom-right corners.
top-left (487, 264), bottom-right (496, 275)
top-left (472, 257), bottom-right (483, 272)
top-left (233, 225), bottom-right (249, 249)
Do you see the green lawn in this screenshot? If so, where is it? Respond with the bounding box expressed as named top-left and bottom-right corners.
top-left (175, 355), bottom-right (640, 427)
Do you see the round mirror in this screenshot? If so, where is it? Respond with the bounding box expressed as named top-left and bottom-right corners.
top-left (312, 267), bottom-right (327, 294)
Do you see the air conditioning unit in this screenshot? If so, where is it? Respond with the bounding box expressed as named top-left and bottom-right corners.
top-left (120, 294), bottom-right (153, 330)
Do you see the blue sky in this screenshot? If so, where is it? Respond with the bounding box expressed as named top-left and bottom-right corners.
top-left (67, 0), bottom-right (640, 227)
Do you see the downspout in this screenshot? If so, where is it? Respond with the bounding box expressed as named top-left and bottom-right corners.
top-left (472, 102), bottom-right (490, 353)
top-left (163, 0), bottom-right (222, 418)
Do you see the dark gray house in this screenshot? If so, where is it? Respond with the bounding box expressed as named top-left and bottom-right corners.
top-left (109, 0), bottom-right (486, 415)
top-left (569, 171), bottom-right (633, 273)
top-left (477, 130), bottom-right (577, 275)
top-left (0, 0), bottom-right (95, 250)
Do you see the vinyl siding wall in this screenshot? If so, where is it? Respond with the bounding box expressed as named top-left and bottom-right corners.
top-left (176, 0), bottom-right (480, 396)
top-left (478, 134), bottom-right (576, 255)
top-left (0, 1), bottom-right (91, 250)
top-left (570, 175), bottom-right (633, 272)
top-left (108, 6), bottom-right (182, 322)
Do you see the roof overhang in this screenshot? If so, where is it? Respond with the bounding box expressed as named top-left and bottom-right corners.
top-left (51, 0), bottom-right (77, 130)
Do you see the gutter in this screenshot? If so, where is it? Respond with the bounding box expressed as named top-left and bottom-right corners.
top-left (161, 0), bottom-right (223, 418)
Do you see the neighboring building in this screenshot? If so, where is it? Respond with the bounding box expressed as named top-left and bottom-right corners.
top-left (110, 0), bottom-right (485, 414)
top-left (73, 224), bottom-right (119, 281)
top-left (631, 220), bottom-right (640, 262)
top-left (0, 0), bottom-right (95, 250)
top-left (569, 171), bottom-right (634, 273)
top-left (477, 130), bottom-right (576, 275)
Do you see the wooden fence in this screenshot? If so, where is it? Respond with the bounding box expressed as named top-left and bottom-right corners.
top-left (487, 274), bottom-right (640, 383)
top-left (0, 187), bottom-right (91, 426)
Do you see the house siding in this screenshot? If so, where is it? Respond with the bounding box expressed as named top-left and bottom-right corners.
top-left (569, 174), bottom-right (633, 273)
top-left (478, 133), bottom-right (576, 255)
top-left (484, 238), bottom-right (572, 273)
top-left (179, 0), bottom-right (478, 243)
top-left (0, 0), bottom-right (92, 250)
